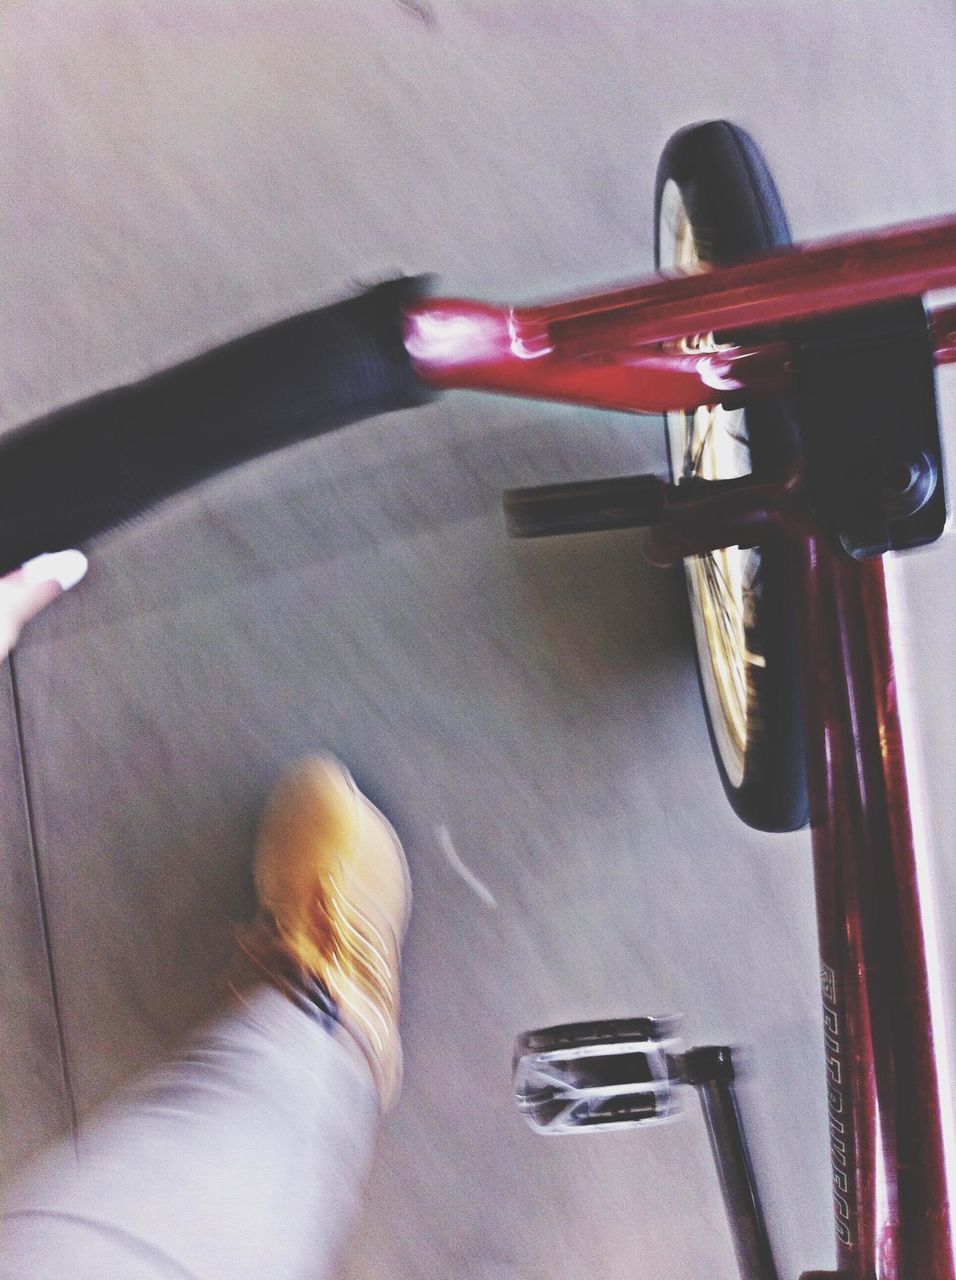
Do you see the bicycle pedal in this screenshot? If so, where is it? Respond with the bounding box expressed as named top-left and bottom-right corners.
top-left (513, 1016), bottom-right (683, 1134)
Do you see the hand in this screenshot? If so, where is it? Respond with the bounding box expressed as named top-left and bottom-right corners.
top-left (0, 550), bottom-right (88, 659)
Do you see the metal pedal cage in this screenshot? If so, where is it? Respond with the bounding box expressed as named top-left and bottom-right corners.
top-left (513, 1020), bottom-right (780, 1280)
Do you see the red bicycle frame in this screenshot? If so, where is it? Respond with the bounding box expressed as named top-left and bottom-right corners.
top-left (409, 214), bottom-right (956, 1279)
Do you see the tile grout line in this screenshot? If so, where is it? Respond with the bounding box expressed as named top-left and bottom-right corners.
top-left (7, 652), bottom-right (80, 1144)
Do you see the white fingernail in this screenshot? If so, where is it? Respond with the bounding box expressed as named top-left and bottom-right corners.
top-left (21, 550), bottom-right (89, 591)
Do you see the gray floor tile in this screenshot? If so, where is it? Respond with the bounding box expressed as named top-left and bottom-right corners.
top-left (0, 663), bottom-right (73, 1177)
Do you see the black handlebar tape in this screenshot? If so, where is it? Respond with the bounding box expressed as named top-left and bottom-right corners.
top-left (0, 276), bottom-right (434, 574)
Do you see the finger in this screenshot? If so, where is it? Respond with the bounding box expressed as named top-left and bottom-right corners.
top-left (20, 550), bottom-right (89, 593)
top-left (0, 583), bottom-right (56, 656)
top-left (4, 575), bottom-right (60, 630)
top-left (0, 550), bottom-right (88, 656)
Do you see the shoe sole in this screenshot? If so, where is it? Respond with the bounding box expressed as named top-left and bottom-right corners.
top-left (343, 768), bottom-right (413, 945)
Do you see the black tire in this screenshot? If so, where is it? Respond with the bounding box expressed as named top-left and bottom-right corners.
top-left (654, 121), bottom-right (807, 832)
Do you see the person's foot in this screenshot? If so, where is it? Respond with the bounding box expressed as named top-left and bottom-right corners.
top-left (238, 756), bottom-right (411, 1109)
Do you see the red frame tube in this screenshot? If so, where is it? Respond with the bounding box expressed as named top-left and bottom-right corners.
top-left (404, 209), bottom-right (956, 1276)
top-left (799, 541), bottom-right (953, 1278)
top-left (404, 298), bottom-right (790, 413)
top-left (406, 215), bottom-right (956, 416)
top-left (518, 215), bottom-right (956, 351)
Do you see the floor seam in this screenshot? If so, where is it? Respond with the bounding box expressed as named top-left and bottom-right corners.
top-left (7, 652), bottom-right (80, 1144)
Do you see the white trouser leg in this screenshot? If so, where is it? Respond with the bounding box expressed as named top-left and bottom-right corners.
top-left (1, 986), bottom-right (379, 1280)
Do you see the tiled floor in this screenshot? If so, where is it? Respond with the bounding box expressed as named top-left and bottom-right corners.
top-left (3, 4), bottom-right (956, 1279)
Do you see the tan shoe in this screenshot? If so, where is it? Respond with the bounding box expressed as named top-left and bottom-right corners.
top-left (242, 756), bottom-right (411, 1109)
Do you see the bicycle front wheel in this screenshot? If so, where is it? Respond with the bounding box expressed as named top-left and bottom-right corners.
top-left (654, 121), bottom-right (807, 832)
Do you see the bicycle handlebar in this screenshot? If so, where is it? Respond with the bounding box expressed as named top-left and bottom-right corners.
top-left (0, 277), bottom-right (432, 575)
